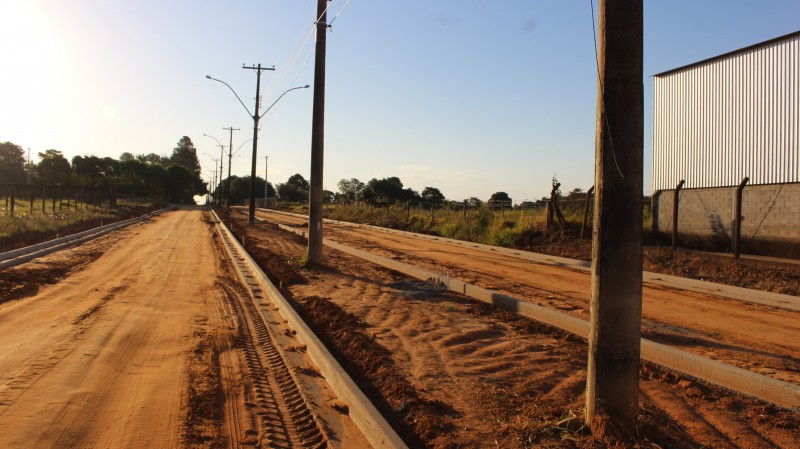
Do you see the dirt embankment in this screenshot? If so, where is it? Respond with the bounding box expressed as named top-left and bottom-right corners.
top-left (516, 233), bottom-right (800, 296)
top-left (227, 211), bottom-right (800, 449)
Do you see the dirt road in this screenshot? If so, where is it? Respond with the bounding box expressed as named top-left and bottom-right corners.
top-left (0, 210), bottom-right (215, 448)
top-left (0, 210), bottom-right (366, 449)
top-left (227, 210), bottom-right (799, 448)
top-left (257, 210), bottom-right (800, 385)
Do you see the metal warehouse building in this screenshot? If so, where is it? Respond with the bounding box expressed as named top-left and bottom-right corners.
top-left (651, 30), bottom-right (800, 257)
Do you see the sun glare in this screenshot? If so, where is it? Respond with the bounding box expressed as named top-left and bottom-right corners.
top-left (1, 1), bottom-right (73, 150)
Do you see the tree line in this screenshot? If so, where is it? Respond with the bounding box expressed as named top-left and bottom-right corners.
top-left (264, 173), bottom-right (520, 209)
top-left (0, 137), bottom-right (207, 204)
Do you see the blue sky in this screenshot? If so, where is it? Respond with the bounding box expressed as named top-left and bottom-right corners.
top-left (2, 0), bottom-right (798, 202)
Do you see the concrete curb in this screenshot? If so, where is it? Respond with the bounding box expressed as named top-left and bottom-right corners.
top-left (211, 211), bottom-right (409, 449)
top-left (265, 209), bottom-right (800, 312)
top-left (0, 208), bottom-right (170, 271)
top-left (272, 219), bottom-right (800, 409)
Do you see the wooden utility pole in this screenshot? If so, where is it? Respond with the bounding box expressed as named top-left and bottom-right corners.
top-left (243, 63), bottom-right (275, 224)
top-left (264, 156), bottom-right (269, 209)
top-left (585, 0), bottom-right (643, 436)
top-left (223, 126), bottom-right (239, 208)
top-left (307, 0), bottom-right (328, 264)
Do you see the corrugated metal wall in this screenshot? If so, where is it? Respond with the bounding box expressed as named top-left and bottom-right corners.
top-left (653, 33), bottom-right (800, 190)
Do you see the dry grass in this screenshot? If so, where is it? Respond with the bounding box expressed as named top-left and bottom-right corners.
top-left (0, 200), bottom-right (116, 239)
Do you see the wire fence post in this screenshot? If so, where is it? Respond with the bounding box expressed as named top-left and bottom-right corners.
top-left (733, 177), bottom-right (750, 259)
top-left (581, 185), bottom-right (595, 239)
top-left (671, 180), bottom-right (685, 252)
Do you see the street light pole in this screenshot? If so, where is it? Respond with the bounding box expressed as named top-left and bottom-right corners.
top-left (206, 72), bottom-right (309, 224)
top-left (223, 126), bottom-right (240, 208)
top-left (203, 134), bottom-right (226, 207)
top-left (205, 158), bottom-right (219, 205)
top-left (243, 64), bottom-right (268, 224)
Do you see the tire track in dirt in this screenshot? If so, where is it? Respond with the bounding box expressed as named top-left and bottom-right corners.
top-left (211, 214), bottom-right (374, 449)
top-left (236, 211), bottom-right (800, 448)
top-left (257, 210), bottom-right (800, 385)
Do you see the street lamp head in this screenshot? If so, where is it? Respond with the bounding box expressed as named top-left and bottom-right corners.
top-left (304, 85), bottom-right (310, 88)
top-left (205, 75), bottom-right (212, 79)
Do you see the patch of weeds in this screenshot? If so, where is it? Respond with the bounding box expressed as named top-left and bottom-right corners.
top-left (287, 255), bottom-right (309, 269)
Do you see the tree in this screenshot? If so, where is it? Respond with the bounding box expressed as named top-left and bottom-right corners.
top-left (276, 173), bottom-right (309, 203)
top-left (337, 178), bottom-right (365, 203)
top-left (489, 192), bottom-right (512, 203)
top-left (286, 173), bottom-right (309, 191)
top-left (119, 159), bottom-right (167, 198)
top-left (72, 155), bottom-right (119, 186)
top-left (36, 149), bottom-right (71, 185)
top-left (365, 176), bottom-right (409, 203)
top-left (566, 187), bottom-right (585, 200)
top-left (137, 153), bottom-right (170, 165)
top-left (466, 197), bottom-right (483, 208)
top-left (0, 141), bottom-right (26, 184)
top-left (119, 152), bottom-right (135, 162)
top-left (421, 186), bottom-right (445, 204)
top-left (165, 164), bottom-right (200, 203)
top-left (220, 176), bottom-right (271, 205)
top-left (170, 136), bottom-right (201, 175)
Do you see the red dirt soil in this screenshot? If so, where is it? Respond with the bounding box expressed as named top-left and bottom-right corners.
top-left (226, 210), bottom-right (800, 449)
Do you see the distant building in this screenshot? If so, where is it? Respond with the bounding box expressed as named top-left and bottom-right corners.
top-left (651, 31), bottom-right (800, 257)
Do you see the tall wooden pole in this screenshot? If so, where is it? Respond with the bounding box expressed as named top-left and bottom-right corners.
top-left (242, 64), bottom-right (274, 224)
top-left (585, 0), bottom-right (644, 435)
top-left (308, 0), bottom-right (328, 264)
top-left (224, 126), bottom-right (239, 209)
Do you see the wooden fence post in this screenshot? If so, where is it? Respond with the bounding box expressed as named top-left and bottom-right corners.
top-left (580, 186), bottom-right (595, 239)
top-left (671, 180), bottom-right (685, 252)
top-left (733, 177), bottom-right (750, 259)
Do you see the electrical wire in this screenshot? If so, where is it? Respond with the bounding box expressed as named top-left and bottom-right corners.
top-left (589, 0), bottom-right (624, 179)
top-left (262, 0), bottom-right (352, 119)
top-left (315, 0), bottom-right (334, 25)
top-left (329, 0), bottom-right (353, 26)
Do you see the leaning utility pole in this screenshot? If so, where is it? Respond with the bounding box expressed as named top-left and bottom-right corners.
top-left (223, 126), bottom-right (239, 208)
top-left (243, 63), bottom-right (275, 224)
top-left (307, 0), bottom-right (328, 264)
top-left (585, 0), bottom-right (644, 436)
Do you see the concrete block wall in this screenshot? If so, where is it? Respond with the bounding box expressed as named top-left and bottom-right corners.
top-left (654, 183), bottom-right (800, 257)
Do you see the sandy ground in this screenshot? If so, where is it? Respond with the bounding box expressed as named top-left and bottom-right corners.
top-left (0, 210), bottom-right (367, 449)
top-left (229, 209), bottom-right (800, 448)
top-left (258, 210), bottom-right (800, 385)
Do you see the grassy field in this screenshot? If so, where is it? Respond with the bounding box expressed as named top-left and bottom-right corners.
top-left (0, 199), bottom-right (159, 252)
top-left (275, 201), bottom-right (654, 250)
top-left (1, 200), bottom-right (115, 237)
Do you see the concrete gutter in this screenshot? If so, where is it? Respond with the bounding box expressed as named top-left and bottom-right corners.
top-left (272, 219), bottom-right (800, 409)
top-left (266, 209), bottom-right (800, 313)
top-left (211, 211), bottom-right (409, 449)
top-left (0, 208), bottom-right (170, 271)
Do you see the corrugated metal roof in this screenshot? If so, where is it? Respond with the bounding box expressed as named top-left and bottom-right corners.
top-left (654, 30), bottom-right (800, 78)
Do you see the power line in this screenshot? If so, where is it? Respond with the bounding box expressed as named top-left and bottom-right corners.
top-left (589, 0), bottom-right (624, 179)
